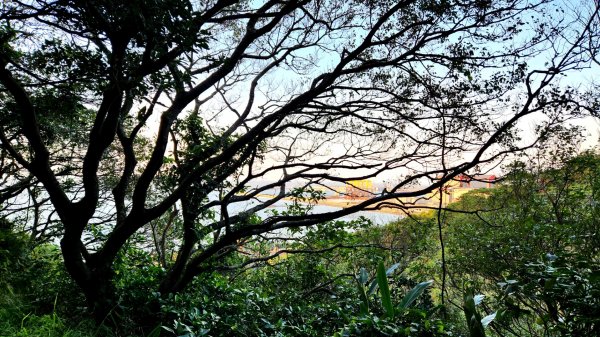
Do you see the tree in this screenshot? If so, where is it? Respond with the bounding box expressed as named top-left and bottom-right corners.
top-left (443, 148), bottom-right (600, 336)
top-left (0, 0), bottom-right (598, 320)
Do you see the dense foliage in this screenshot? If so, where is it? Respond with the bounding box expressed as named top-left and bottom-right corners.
top-left (1, 151), bottom-right (600, 336)
top-left (0, 0), bottom-right (599, 335)
top-left (442, 152), bottom-right (600, 336)
top-left (0, 0), bottom-right (598, 321)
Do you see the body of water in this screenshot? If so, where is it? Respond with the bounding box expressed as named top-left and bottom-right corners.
top-left (227, 199), bottom-right (401, 226)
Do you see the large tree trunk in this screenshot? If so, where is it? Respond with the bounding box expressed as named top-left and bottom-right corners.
top-left (85, 266), bottom-right (118, 323)
top-left (60, 236), bottom-right (117, 323)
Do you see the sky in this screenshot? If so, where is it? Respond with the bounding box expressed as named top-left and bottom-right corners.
top-left (136, 0), bottom-right (600, 191)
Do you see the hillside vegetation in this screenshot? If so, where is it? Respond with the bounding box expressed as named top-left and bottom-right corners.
top-left (2, 152), bottom-right (599, 336)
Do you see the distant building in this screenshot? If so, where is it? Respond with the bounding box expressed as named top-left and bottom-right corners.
top-left (433, 174), bottom-right (496, 206)
top-left (392, 174), bottom-right (497, 211)
top-left (345, 179), bottom-right (375, 198)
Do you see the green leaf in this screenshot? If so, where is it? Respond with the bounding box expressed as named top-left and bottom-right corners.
top-left (147, 325), bottom-right (163, 337)
top-left (377, 261), bottom-right (394, 319)
top-left (368, 262), bottom-right (401, 295)
top-left (368, 276), bottom-right (379, 296)
top-left (385, 262), bottom-right (402, 276)
top-left (473, 294), bottom-right (485, 305)
top-left (463, 288), bottom-right (486, 337)
top-left (397, 280), bottom-right (433, 309)
top-left (359, 267), bottom-right (369, 285)
top-left (481, 312), bottom-right (496, 327)
top-left (356, 280), bottom-right (369, 316)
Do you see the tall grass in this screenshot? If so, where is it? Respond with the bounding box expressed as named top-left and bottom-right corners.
top-left (0, 292), bottom-right (108, 337)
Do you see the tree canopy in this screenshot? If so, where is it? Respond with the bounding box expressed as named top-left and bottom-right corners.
top-left (0, 0), bottom-right (598, 319)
